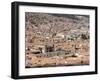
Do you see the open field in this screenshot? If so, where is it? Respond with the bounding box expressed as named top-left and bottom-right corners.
top-left (25, 53), bottom-right (89, 68)
top-left (25, 40), bottom-right (89, 68)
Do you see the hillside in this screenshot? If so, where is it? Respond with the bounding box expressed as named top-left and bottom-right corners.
top-left (25, 12), bottom-right (89, 37)
top-left (25, 12), bottom-right (90, 68)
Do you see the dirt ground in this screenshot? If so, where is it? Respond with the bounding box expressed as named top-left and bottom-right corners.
top-left (25, 53), bottom-right (89, 68)
top-left (25, 40), bottom-right (89, 68)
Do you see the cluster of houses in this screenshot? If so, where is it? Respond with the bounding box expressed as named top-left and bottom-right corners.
top-left (26, 30), bottom-right (87, 57)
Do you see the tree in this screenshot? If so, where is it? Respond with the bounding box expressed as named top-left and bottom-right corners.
top-left (81, 33), bottom-right (89, 40)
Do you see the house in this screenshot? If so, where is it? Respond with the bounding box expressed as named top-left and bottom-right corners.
top-left (56, 33), bottom-right (65, 39)
top-left (45, 44), bottom-right (55, 52)
top-left (33, 44), bottom-right (55, 54)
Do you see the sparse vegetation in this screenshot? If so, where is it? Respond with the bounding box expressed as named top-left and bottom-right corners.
top-left (25, 12), bottom-right (90, 68)
top-left (81, 33), bottom-right (89, 40)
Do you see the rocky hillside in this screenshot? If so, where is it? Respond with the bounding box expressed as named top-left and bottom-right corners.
top-left (25, 12), bottom-right (89, 44)
top-left (25, 12), bottom-right (89, 36)
top-left (25, 12), bottom-right (90, 68)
